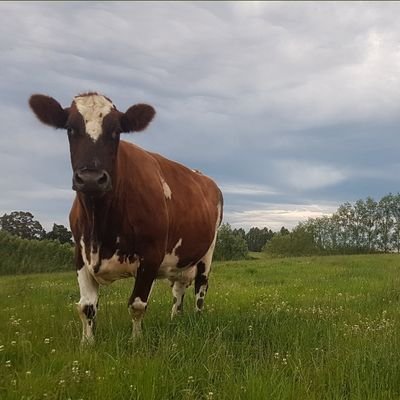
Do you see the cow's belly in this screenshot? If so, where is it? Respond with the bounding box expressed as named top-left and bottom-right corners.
top-left (88, 254), bottom-right (140, 285)
top-left (157, 262), bottom-right (197, 283)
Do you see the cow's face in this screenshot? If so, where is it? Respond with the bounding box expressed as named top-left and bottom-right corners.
top-left (29, 93), bottom-right (155, 196)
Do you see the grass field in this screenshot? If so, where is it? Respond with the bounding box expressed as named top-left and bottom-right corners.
top-left (1, 254), bottom-right (400, 399)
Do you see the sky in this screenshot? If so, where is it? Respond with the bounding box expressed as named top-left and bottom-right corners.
top-left (1, 1), bottom-right (400, 232)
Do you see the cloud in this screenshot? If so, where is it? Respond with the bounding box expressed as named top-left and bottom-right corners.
top-left (220, 183), bottom-right (279, 196)
top-left (274, 160), bottom-right (347, 191)
top-left (1, 2), bottom-right (400, 232)
top-left (225, 201), bottom-right (338, 231)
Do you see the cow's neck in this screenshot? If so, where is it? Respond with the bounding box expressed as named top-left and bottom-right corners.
top-left (78, 193), bottom-right (114, 249)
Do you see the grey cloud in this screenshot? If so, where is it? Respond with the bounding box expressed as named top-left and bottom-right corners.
top-left (1, 2), bottom-right (400, 231)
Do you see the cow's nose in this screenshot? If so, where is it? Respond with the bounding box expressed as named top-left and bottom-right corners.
top-left (73, 169), bottom-right (111, 193)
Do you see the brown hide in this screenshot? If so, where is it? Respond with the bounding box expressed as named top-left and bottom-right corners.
top-left (69, 140), bottom-right (222, 273)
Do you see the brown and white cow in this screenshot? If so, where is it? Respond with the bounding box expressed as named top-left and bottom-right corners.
top-left (29, 92), bottom-right (223, 344)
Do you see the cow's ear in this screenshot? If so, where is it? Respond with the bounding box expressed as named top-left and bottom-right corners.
top-left (29, 94), bottom-right (68, 129)
top-left (120, 104), bottom-right (155, 133)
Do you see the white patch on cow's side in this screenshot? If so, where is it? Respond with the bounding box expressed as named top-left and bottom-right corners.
top-left (160, 238), bottom-right (182, 269)
top-left (160, 176), bottom-right (172, 200)
top-left (94, 252), bottom-right (140, 285)
top-left (80, 237), bottom-right (140, 285)
top-left (74, 94), bottom-right (114, 141)
top-left (160, 238), bottom-right (196, 296)
top-left (197, 201), bottom-right (221, 273)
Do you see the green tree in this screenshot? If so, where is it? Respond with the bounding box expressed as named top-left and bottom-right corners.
top-left (362, 197), bottom-right (379, 252)
top-left (280, 226), bottom-right (290, 236)
top-left (337, 202), bottom-right (353, 249)
top-left (245, 227), bottom-right (274, 252)
top-left (232, 228), bottom-right (246, 240)
top-left (45, 223), bottom-right (73, 245)
top-left (377, 194), bottom-right (394, 253)
top-left (214, 223), bottom-right (248, 261)
top-left (0, 211), bottom-right (45, 240)
top-left (264, 224), bottom-right (317, 257)
top-left (390, 193), bottom-right (400, 253)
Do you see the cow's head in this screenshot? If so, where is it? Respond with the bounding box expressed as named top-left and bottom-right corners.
top-left (29, 93), bottom-right (155, 196)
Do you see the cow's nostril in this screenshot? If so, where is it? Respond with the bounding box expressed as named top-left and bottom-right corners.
top-left (74, 172), bottom-right (84, 185)
top-left (97, 172), bottom-right (108, 186)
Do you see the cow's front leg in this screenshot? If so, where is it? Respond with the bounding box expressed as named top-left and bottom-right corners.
top-left (128, 264), bottom-right (157, 340)
top-left (76, 266), bottom-right (99, 345)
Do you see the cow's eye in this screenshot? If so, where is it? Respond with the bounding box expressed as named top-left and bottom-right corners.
top-left (111, 131), bottom-right (119, 140)
top-left (67, 127), bottom-right (74, 136)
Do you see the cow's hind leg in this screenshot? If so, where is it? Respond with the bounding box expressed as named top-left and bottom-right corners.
top-left (76, 266), bottom-right (99, 345)
top-left (195, 236), bottom-right (217, 312)
top-left (170, 280), bottom-right (187, 319)
top-left (194, 260), bottom-right (210, 312)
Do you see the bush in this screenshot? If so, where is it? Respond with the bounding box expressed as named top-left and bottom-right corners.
top-left (214, 223), bottom-right (249, 261)
top-left (0, 230), bottom-right (74, 275)
top-left (264, 226), bottom-right (319, 257)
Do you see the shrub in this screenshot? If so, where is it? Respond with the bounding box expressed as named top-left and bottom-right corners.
top-left (264, 225), bottom-right (318, 257)
top-left (214, 223), bottom-right (248, 261)
top-left (0, 230), bottom-right (73, 275)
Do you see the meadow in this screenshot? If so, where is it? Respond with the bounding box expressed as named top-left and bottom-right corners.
top-left (1, 254), bottom-right (400, 399)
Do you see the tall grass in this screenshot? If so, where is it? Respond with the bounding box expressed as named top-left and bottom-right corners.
top-left (0, 231), bottom-right (73, 275)
top-left (1, 254), bottom-right (400, 399)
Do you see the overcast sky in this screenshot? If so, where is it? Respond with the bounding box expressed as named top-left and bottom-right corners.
top-left (1, 1), bottom-right (400, 231)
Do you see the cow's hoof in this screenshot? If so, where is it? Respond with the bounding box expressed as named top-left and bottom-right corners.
top-left (80, 336), bottom-right (95, 347)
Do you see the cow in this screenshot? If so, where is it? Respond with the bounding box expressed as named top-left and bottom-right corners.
top-left (29, 92), bottom-right (223, 344)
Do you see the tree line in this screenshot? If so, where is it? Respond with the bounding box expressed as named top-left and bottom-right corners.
top-left (265, 193), bottom-right (400, 257)
top-left (1, 210), bottom-right (288, 262)
top-left (0, 211), bottom-right (73, 244)
top-left (213, 224), bottom-right (289, 260)
top-left (7, 194), bottom-right (400, 262)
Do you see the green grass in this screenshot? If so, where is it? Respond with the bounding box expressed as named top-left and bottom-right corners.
top-left (1, 254), bottom-right (400, 399)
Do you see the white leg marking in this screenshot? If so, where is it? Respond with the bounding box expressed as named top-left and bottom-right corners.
top-left (129, 296), bottom-right (148, 340)
top-left (171, 281), bottom-right (187, 319)
top-left (76, 266), bottom-right (99, 344)
top-left (195, 275), bottom-right (209, 313)
top-left (132, 297), bottom-right (147, 311)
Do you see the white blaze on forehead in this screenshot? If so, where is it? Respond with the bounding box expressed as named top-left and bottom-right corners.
top-left (74, 94), bottom-right (114, 141)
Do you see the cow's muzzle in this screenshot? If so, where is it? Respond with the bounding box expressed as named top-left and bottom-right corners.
top-left (73, 169), bottom-right (112, 194)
